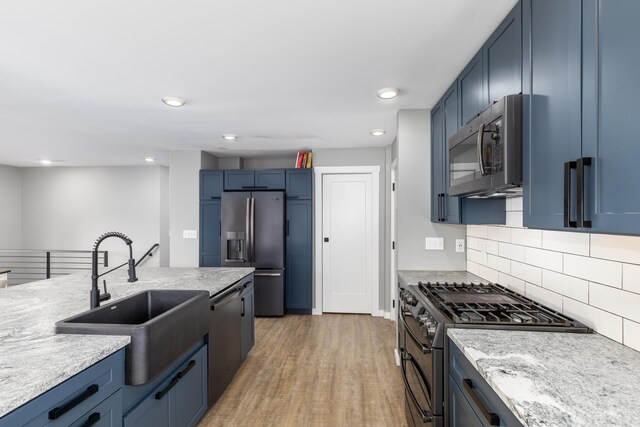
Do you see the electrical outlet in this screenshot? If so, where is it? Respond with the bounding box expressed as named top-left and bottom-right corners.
top-left (455, 239), bottom-right (465, 253)
top-left (183, 230), bottom-right (198, 239)
top-left (425, 237), bottom-right (444, 250)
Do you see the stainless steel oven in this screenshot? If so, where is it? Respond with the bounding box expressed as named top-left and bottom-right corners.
top-left (448, 94), bottom-right (522, 198)
top-left (399, 288), bottom-right (444, 427)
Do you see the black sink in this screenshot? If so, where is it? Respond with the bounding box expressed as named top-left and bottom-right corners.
top-left (56, 290), bottom-right (210, 385)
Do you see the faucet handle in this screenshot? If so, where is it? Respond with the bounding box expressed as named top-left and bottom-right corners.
top-left (100, 280), bottom-right (111, 302)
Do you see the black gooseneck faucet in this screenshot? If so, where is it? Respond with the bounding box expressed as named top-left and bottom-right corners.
top-left (90, 231), bottom-right (138, 309)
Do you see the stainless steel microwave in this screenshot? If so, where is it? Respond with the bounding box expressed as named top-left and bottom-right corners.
top-left (448, 94), bottom-right (522, 198)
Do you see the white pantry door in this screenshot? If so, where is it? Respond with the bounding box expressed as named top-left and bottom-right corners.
top-left (322, 173), bottom-right (372, 313)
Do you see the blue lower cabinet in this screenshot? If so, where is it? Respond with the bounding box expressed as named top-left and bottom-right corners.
top-left (70, 390), bottom-right (123, 427)
top-left (0, 350), bottom-right (124, 427)
top-left (199, 200), bottom-right (221, 267)
top-left (241, 280), bottom-right (255, 361)
top-left (124, 344), bottom-right (207, 427)
top-left (285, 200), bottom-right (312, 313)
top-left (449, 341), bottom-right (522, 427)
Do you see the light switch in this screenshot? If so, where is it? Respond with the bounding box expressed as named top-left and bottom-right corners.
top-left (183, 230), bottom-right (198, 239)
top-left (425, 237), bottom-right (444, 250)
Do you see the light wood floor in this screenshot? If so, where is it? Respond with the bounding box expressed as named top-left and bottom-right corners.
top-left (199, 314), bottom-right (407, 427)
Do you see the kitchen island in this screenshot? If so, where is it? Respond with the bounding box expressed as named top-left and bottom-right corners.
top-left (0, 267), bottom-right (253, 419)
top-left (448, 328), bottom-right (640, 427)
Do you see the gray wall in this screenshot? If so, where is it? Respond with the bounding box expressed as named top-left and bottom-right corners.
top-left (0, 165), bottom-right (22, 249)
top-left (314, 147), bottom-right (392, 313)
top-left (20, 166), bottom-right (169, 267)
top-left (242, 155), bottom-right (296, 169)
top-left (396, 109), bottom-right (466, 270)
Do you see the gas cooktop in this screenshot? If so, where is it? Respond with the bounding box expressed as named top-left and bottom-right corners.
top-left (418, 281), bottom-right (586, 328)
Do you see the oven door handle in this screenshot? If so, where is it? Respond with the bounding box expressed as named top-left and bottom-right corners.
top-left (399, 311), bottom-right (432, 354)
top-left (401, 353), bottom-right (434, 423)
top-left (477, 123), bottom-right (487, 176)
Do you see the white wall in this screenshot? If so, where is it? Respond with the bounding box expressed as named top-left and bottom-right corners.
top-left (396, 109), bottom-right (466, 271)
top-left (314, 147), bottom-right (392, 312)
top-left (468, 196), bottom-right (640, 352)
top-left (0, 165), bottom-right (22, 249)
top-left (20, 166), bottom-right (169, 267)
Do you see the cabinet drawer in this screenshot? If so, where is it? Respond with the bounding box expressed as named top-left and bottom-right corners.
top-left (449, 342), bottom-right (522, 427)
top-left (70, 390), bottom-right (123, 427)
top-left (0, 350), bottom-right (124, 427)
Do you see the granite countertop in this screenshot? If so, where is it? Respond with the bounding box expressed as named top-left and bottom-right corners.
top-left (398, 270), bottom-right (484, 287)
top-left (448, 328), bottom-right (640, 427)
top-left (0, 266), bottom-right (253, 418)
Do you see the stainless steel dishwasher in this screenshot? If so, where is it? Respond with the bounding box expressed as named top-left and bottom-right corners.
top-left (208, 281), bottom-right (243, 407)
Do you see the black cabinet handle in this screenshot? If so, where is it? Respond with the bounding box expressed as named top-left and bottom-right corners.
top-left (241, 297), bottom-right (245, 317)
top-left (576, 157), bottom-right (592, 228)
top-left (563, 161), bottom-right (577, 228)
top-left (242, 186), bottom-right (268, 189)
top-left (81, 412), bottom-right (100, 427)
top-left (155, 359), bottom-right (196, 400)
top-left (48, 384), bottom-right (99, 420)
top-left (462, 379), bottom-right (500, 426)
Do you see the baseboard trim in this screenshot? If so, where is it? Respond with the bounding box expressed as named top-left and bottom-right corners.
top-left (372, 309), bottom-right (384, 317)
top-left (312, 309), bottom-right (322, 315)
top-left (394, 348), bottom-right (401, 366)
top-left (383, 311), bottom-right (391, 320)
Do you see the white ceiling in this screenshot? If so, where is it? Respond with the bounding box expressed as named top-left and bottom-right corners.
top-left (0, 0), bottom-right (517, 167)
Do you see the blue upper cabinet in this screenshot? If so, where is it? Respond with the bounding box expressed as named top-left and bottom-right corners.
top-left (458, 51), bottom-right (488, 126)
top-left (522, 0), bottom-right (583, 231)
top-left (285, 169), bottom-right (312, 199)
top-left (431, 99), bottom-right (445, 223)
top-left (484, 1), bottom-right (522, 102)
top-left (442, 82), bottom-right (462, 223)
top-left (580, 0), bottom-right (640, 234)
top-left (224, 170), bottom-right (255, 190)
top-left (254, 169), bottom-right (286, 189)
top-left (200, 170), bottom-right (224, 200)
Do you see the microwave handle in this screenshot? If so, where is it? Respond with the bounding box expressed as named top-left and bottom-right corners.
top-left (477, 124), bottom-right (487, 176)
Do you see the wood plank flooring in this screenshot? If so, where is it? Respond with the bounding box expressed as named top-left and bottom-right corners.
top-left (199, 314), bottom-right (407, 427)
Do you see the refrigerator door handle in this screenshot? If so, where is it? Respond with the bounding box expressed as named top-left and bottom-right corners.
top-left (250, 197), bottom-right (256, 262)
top-left (245, 197), bottom-right (251, 262)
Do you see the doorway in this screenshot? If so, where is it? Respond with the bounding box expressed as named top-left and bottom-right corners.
top-left (314, 166), bottom-right (380, 315)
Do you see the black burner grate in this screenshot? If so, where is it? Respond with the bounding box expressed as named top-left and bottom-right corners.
top-left (417, 282), bottom-right (574, 327)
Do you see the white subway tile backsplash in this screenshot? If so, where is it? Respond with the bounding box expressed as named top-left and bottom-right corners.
top-left (467, 225), bottom-right (488, 239)
top-left (498, 242), bottom-right (526, 262)
top-left (525, 247), bottom-right (563, 272)
top-left (563, 298), bottom-right (623, 342)
top-left (477, 265), bottom-right (500, 283)
top-left (511, 228), bottom-right (542, 248)
top-left (506, 196), bottom-right (523, 212)
top-left (564, 254), bottom-right (622, 289)
top-left (623, 264), bottom-right (640, 294)
top-left (470, 210), bottom-right (640, 351)
top-left (589, 283), bottom-right (640, 324)
top-left (487, 226), bottom-right (511, 243)
top-left (542, 230), bottom-right (590, 256)
top-left (623, 319), bottom-right (640, 352)
top-left (542, 270), bottom-right (588, 303)
top-left (525, 283), bottom-right (563, 312)
top-left (511, 261), bottom-right (542, 286)
top-left (499, 272), bottom-right (525, 294)
top-left (467, 260), bottom-right (479, 275)
top-left (487, 254), bottom-right (510, 274)
top-left (591, 234), bottom-right (640, 265)
top-left (505, 211), bottom-right (524, 228)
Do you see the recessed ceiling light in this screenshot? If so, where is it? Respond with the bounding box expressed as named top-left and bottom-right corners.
top-left (222, 134), bottom-right (238, 141)
top-left (377, 88), bottom-right (400, 99)
top-left (370, 129), bottom-right (386, 136)
top-left (40, 159), bottom-right (52, 165)
top-left (144, 157), bottom-right (155, 162)
top-left (161, 97), bottom-right (186, 107)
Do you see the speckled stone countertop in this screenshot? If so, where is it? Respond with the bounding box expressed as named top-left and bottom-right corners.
top-left (448, 328), bottom-right (640, 427)
top-left (398, 270), bottom-right (484, 287)
top-left (0, 267), bottom-right (253, 418)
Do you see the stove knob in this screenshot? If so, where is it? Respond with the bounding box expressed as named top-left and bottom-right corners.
top-left (426, 323), bottom-right (437, 336)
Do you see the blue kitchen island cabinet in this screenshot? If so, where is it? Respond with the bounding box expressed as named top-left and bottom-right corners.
top-left (124, 344), bottom-right (207, 427)
top-left (523, 0), bottom-right (640, 235)
top-left (0, 350), bottom-right (124, 427)
top-left (241, 279), bottom-right (255, 361)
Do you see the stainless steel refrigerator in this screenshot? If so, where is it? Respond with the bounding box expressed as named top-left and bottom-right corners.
top-left (221, 191), bottom-right (285, 316)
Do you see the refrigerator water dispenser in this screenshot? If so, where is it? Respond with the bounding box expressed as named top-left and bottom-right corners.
top-left (225, 231), bottom-right (246, 262)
